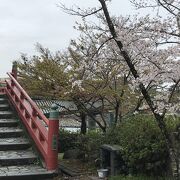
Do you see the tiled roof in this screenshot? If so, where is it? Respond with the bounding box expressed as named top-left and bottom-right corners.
top-left (34, 99), bottom-right (81, 128)
top-left (59, 115), bottom-right (81, 128)
top-left (34, 99), bottom-right (77, 115)
top-left (34, 99), bottom-right (106, 115)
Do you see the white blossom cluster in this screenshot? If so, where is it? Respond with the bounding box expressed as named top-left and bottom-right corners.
top-left (65, 9), bottom-right (179, 115)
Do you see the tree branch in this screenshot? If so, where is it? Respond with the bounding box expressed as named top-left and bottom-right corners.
top-left (58, 3), bottom-right (102, 18)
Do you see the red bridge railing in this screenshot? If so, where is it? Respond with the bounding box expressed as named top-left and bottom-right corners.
top-left (5, 72), bottom-right (59, 171)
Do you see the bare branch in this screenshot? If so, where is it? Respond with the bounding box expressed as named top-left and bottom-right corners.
top-left (161, 0), bottom-right (180, 12)
top-left (161, 78), bottom-right (180, 117)
top-left (58, 3), bottom-right (102, 18)
top-left (156, 41), bottom-right (180, 45)
top-left (157, 0), bottom-right (176, 16)
top-left (91, 37), bottom-right (113, 58)
top-left (168, 78), bottom-right (180, 104)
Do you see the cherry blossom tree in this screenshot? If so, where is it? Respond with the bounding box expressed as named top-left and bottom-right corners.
top-left (67, 23), bottom-right (141, 124)
top-left (59, 0), bottom-right (180, 177)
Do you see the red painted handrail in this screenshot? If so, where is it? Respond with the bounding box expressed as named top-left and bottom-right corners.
top-left (5, 72), bottom-right (59, 170)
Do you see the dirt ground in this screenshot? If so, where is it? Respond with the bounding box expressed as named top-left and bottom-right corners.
top-left (55, 159), bottom-right (101, 180)
top-left (55, 174), bottom-right (101, 180)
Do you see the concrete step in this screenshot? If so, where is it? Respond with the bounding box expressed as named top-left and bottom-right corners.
top-left (0, 93), bottom-right (56, 179)
top-left (0, 119), bottom-right (18, 127)
top-left (0, 94), bottom-right (6, 98)
top-left (0, 104), bottom-right (10, 111)
top-left (0, 165), bottom-right (55, 180)
top-left (0, 98), bottom-right (8, 104)
top-left (0, 137), bottom-right (31, 150)
top-left (0, 149), bottom-right (37, 166)
top-left (0, 111), bottom-right (14, 119)
top-left (0, 127), bottom-right (23, 138)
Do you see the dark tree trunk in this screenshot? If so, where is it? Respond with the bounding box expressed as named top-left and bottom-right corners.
top-left (154, 114), bottom-right (179, 178)
top-left (80, 112), bottom-right (87, 134)
top-left (114, 101), bottom-right (120, 125)
top-left (73, 97), bottom-right (107, 133)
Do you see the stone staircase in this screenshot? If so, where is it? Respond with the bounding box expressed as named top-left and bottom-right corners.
top-left (0, 94), bottom-right (55, 179)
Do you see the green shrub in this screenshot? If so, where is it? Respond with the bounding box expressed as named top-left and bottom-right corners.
top-left (58, 115), bottom-right (180, 176)
top-left (77, 130), bottom-right (105, 161)
top-left (165, 115), bottom-right (180, 131)
top-left (105, 115), bottom-right (170, 176)
top-left (58, 129), bottom-right (105, 161)
top-left (58, 129), bottom-right (78, 152)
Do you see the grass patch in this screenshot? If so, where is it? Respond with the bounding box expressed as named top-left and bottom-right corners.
top-left (109, 175), bottom-right (170, 180)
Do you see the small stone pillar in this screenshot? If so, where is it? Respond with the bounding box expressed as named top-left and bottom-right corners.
top-left (46, 103), bottom-right (59, 170)
top-left (100, 144), bottom-right (124, 176)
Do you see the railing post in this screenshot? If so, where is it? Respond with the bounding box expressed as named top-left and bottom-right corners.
top-left (46, 103), bottom-right (59, 170)
top-left (12, 61), bottom-right (17, 80)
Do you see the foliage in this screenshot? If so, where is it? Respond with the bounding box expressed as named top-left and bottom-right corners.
top-left (105, 115), bottom-right (180, 176)
top-left (58, 115), bottom-right (180, 176)
top-left (78, 115), bottom-right (179, 175)
top-left (17, 44), bottom-right (123, 132)
top-left (109, 175), bottom-right (169, 180)
top-left (58, 129), bottom-right (105, 160)
top-left (77, 130), bottom-right (105, 161)
top-left (121, 116), bottom-right (166, 174)
top-left (17, 45), bottom-right (69, 98)
top-left (58, 129), bottom-right (78, 153)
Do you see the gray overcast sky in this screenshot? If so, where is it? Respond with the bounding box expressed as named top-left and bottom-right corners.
top-left (0, 0), bottom-right (135, 77)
